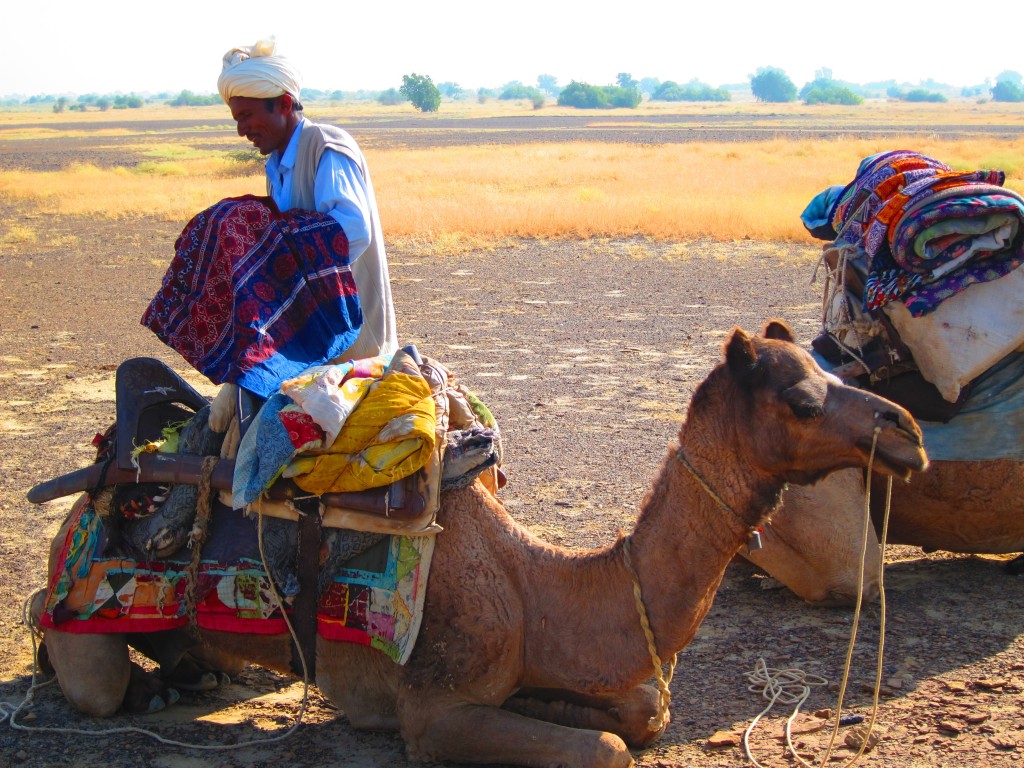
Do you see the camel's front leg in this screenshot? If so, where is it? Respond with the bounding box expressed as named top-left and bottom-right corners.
top-left (504, 684), bottom-right (667, 748)
top-left (32, 590), bottom-right (179, 716)
top-left (398, 695), bottom-right (635, 768)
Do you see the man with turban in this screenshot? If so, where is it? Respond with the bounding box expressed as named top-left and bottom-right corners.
top-left (209, 38), bottom-right (399, 443)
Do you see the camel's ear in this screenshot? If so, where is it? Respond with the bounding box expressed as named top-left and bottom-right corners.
top-left (725, 326), bottom-right (764, 389)
top-left (763, 319), bottom-right (795, 343)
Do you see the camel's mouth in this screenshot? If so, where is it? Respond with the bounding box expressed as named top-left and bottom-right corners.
top-left (859, 427), bottom-right (928, 479)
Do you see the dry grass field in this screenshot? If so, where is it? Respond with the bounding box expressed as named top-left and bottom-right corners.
top-left (1, 100), bottom-right (1023, 767)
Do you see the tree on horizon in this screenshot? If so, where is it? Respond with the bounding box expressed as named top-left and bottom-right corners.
top-left (400, 73), bottom-right (441, 112)
top-left (750, 67), bottom-right (797, 103)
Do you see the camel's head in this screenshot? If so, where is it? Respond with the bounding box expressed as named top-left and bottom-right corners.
top-left (696, 320), bottom-right (928, 485)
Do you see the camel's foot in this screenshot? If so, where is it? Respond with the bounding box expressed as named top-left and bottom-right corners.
top-left (399, 696), bottom-right (635, 768)
top-left (124, 663), bottom-right (181, 714)
top-left (161, 655), bottom-right (231, 692)
top-left (1005, 553), bottom-right (1024, 576)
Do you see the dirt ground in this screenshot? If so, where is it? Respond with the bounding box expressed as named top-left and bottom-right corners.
top-left (0, 115), bottom-right (1022, 767)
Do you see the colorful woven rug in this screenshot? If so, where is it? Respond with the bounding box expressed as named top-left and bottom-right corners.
top-left (141, 195), bottom-right (362, 398)
top-left (41, 502), bottom-right (434, 665)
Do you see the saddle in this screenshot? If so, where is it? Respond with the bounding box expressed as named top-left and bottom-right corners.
top-left (31, 350), bottom-right (502, 680)
top-left (28, 350), bottom-right (504, 534)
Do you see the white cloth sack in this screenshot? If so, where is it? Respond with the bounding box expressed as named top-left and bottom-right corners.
top-left (883, 266), bottom-right (1024, 402)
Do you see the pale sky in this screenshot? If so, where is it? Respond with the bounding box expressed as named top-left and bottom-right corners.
top-left (3, 1), bottom-right (1022, 97)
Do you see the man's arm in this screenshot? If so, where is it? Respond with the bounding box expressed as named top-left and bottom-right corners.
top-left (314, 149), bottom-right (372, 262)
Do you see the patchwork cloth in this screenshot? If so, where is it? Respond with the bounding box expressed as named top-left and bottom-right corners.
top-left (141, 195), bottom-right (362, 398)
top-left (41, 501), bottom-right (434, 665)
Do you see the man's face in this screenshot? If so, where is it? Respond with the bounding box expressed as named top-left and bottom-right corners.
top-left (228, 95), bottom-right (293, 155)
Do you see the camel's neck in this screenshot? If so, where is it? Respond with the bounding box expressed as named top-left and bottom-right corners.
top-left (624, 426), bottom-right (786, 659)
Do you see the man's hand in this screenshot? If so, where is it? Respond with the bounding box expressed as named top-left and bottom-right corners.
top-left (209, 383), bottom-right (238, 433)
top-left (220, 419), bottom-right (241, 460)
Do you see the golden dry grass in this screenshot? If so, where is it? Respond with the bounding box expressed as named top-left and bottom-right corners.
top-left (368, 137), bottom-right (1024, 242)
top-left (2, 100), bottom-right (1024, 244)
top-left (0, 162), bottom-right (264, 221)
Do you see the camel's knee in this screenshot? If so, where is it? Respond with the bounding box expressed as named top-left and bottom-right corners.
top-left (28, 590), bottom-right (55, 675)
top-left (593, 732), bottom-right (635, 768)
top-left (44, 630), bottom-right (131, 717)
top-left (28, 588), bottom-right (46, 627)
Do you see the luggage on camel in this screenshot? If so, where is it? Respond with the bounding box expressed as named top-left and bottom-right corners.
top-left (802, 150), bottom-right (1024, 424)
top-left (28, 349), bottom-right (504, 538)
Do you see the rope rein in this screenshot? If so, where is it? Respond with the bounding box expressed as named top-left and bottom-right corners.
top-left (743, 425), bottom-right (892, 768)
top-left (619, 447), bottom-right (762, 732)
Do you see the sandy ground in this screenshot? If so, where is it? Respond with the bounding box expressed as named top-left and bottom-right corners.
top-left (0, 116), bottom-right (1022, 767)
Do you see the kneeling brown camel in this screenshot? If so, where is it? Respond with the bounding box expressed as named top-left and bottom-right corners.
top-left (745, 459), bottom-right (1024, 606)
top-left (34, 321), bottom-right (927, 768)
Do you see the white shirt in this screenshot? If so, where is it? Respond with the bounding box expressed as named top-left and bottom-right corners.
top-left (265, 119), bottom-right (372, 261)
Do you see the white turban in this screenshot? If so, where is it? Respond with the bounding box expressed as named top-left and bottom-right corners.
top-left (217, 38), bottom-right (302, 103)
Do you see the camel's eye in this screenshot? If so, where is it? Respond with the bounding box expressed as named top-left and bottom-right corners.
top-left (781, 379), bottom-right (826, 419)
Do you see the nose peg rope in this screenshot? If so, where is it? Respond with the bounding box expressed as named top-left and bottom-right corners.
top-left (744, 426), bottom-right (891, 768)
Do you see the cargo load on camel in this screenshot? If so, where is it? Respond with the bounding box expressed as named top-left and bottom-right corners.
top-left (802, 149), bottom-right (1024, 460)
top-left (29, 196), bottom-right (506, 681)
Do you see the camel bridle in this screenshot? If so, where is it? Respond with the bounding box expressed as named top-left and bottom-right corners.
top-left (674, 448), bottom-right (766, 552)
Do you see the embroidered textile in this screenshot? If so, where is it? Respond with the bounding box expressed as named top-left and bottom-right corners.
top-left (42, 502), bottom-right (434, 664)
top-left (141, 195), bottom-right (362, 397)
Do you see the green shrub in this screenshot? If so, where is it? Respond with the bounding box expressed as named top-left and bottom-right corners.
top-left (557, 81), bottom-right (641, 109)
top-left (750, 67), bottom-right (797, 103)
top-left (803, 84), bottom-right (863, 105)
top-left (558, 81), bottom-right (609, 108)
top-left (992, 80), bottom-right (1024, 102)
top-left (651, 80), bottom-right (730, 102)
top-left (904, 88), bottom-right (947, 103)
top-left (500, 83), bottom-right (544, 101)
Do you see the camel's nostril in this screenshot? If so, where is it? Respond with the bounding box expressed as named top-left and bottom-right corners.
top-left (878, 410), bottom-right (901, 426)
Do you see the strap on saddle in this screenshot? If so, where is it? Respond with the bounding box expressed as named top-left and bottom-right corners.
top-left (290, 495), bottom-right (321, 679)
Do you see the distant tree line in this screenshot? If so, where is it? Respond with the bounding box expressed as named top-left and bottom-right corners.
top-left (169, 90), bottom-right (221, 107)
top-left (887, 86), bottom-right (947, 103)
top-left (50, 93), bottom-right (146, 112)
top-left (8, 68), bottom-right (1024, 113)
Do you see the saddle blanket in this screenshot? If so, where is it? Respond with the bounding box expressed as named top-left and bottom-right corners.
top-left (41, 501), bottom-right (435, 665)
